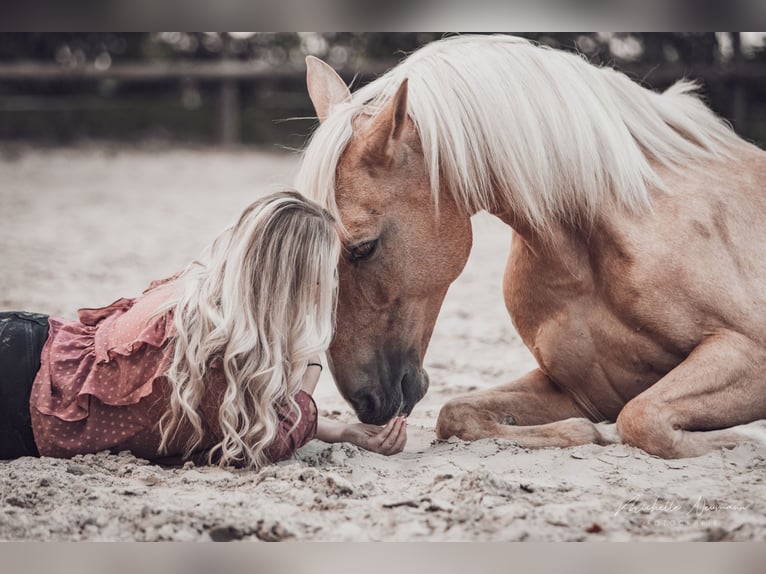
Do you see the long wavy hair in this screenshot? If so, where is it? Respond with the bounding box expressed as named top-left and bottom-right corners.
top-left (157, 190), bottom-right (340, 469)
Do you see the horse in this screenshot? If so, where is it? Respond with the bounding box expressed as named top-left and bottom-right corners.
top-left (295, 34), bottom-right (766, 458)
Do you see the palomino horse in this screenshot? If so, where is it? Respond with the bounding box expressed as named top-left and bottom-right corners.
top-left (296, 34), bottom-right (766, 458)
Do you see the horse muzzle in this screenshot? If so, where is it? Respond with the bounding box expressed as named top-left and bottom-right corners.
top-left (347, 366), bottom-right (430, 425)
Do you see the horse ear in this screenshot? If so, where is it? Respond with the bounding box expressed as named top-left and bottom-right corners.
top-left (306, 56), bottom-right (351, 123)
top-left (364, 79), bottom-right (409, 161)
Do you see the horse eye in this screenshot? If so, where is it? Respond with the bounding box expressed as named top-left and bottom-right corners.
top-left (346, 240), bottom-right (379, 264)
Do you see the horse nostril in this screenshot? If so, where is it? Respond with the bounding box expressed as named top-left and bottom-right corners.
top-left (351, 390), bottom-right (377, 419)
top-left (351, 390), bottom-right (399, 425)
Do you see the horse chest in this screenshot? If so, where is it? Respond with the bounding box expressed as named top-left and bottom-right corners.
top-left (505, 276), bottom-right (590, 377)
top-left (502, 243), bottom-right (673, 414)
top-left (505, 286), bottom-right (667, 417)
top-left (502, 240), bottom-right (589, 351)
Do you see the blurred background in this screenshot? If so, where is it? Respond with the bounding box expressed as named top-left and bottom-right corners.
top-left (1, 32), bottom-right (765, 150)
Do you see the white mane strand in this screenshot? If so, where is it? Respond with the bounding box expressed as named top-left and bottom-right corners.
top-left (297, 34), bottom-right (743, 232)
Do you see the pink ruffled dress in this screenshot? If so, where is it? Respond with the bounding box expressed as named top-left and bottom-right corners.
top-left (29, 277), bottom-right (317, 466)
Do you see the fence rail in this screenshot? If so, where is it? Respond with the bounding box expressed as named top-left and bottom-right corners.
top-left (0, 60), bottom-right (397, 145)
top-left (0, 59), bottom-right (763, 144)
top-left (0, 60), bottom-right (396, 81)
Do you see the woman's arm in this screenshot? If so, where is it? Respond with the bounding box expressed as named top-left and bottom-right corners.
top-left (300, 355), bottom-right (323, 395)
top-left (316, 416), bottom-right (407, 455)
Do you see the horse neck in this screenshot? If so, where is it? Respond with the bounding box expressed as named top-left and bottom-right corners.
top-left (489, 204), bottom-right (591, 272)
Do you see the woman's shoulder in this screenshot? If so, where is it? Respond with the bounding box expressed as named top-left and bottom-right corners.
top-left (106, 279), bottom-right (180, 349)
top-left (143, 272), bottom-right (184, 294)
top-left (62, 276), bottom-right (181, 363)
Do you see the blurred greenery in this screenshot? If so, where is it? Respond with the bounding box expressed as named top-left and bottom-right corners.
top-left (0, 33), bottom-right (765, 148)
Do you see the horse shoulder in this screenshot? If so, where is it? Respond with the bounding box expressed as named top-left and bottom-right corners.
top-left (502, 232), bottom-right (663, 418)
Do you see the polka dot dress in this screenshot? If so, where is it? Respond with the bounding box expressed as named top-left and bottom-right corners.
top-left (29, 276), bottom-right (318, 465)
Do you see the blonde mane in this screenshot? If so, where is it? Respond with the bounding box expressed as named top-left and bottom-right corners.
top-left (297, 34), bottom-right (743, 232)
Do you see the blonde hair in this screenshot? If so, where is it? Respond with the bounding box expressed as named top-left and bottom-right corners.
top-left (157, 190), bottom-right (340, 469)
top-left (297, 34), bottom-right (743, 233)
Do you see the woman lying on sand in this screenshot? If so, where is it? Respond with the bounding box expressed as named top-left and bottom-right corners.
top-left (0, 190), bottom-right (407, 469)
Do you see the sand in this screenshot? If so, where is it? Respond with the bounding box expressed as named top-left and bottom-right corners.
top-left (1, 146), bottom-right (764, 541)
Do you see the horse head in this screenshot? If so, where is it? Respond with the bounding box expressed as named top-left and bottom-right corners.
top-left (300, 57), bottom-right (473, 424)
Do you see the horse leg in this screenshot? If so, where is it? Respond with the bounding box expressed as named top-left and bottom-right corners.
top-left (616, 331), bottom-right (766, 458)
top-left (435, 368), bottom-right (619, 448)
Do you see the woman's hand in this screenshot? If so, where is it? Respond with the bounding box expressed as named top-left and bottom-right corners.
top-left (340, 416), bottom-right (407, 455)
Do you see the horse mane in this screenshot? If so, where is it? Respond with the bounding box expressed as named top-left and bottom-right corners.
top-left (297, 34), bottom-right (743, 232)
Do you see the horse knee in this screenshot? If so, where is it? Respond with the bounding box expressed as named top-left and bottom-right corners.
top-left (436, 398), bottom-right (492, 441)
top-left (616, 399), bottom-right (680, 458)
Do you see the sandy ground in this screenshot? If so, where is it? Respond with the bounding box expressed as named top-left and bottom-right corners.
top-left (1, 146), bottom-right (764, 542)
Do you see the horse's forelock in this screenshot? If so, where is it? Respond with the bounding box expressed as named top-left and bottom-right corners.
top-left (296, 104), bottom-right (357, 238)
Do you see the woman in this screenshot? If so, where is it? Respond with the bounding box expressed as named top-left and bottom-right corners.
top-left (0, 191), bottom-right (407, 469)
